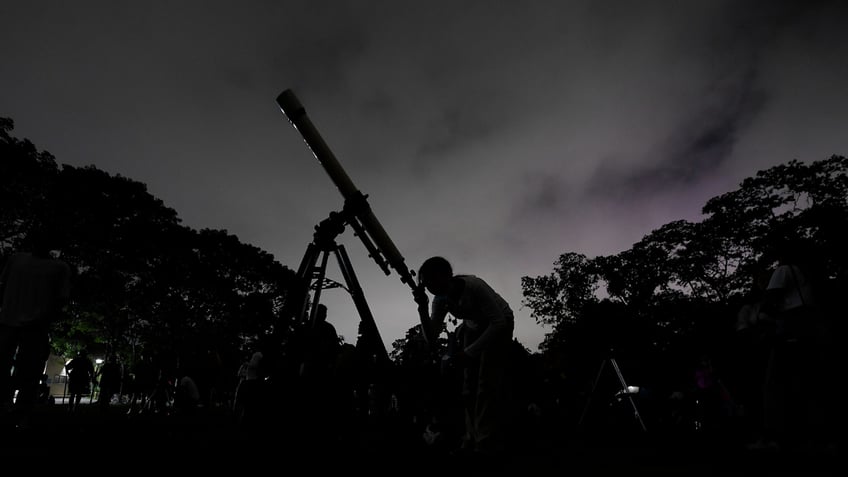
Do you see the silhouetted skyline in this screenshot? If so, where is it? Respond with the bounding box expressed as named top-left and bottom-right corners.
top-left (1, 1), bottom-right (846, 352)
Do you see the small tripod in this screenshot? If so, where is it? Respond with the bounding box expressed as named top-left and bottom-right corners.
top-left (577, 350), bottom-right (647, 433)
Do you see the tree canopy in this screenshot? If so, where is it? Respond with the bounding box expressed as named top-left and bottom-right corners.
top-left (1, 118), bottom-right (297, 366)
top-left (521, 155), bottom-right (848, 371)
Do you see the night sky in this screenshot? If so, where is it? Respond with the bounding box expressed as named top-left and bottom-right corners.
top-left (2, 1), bottom-right (846, 352)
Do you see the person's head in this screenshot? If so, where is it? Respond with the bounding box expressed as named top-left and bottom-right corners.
top-left (745, 268), bottom-right (772, 296)
top-left (315, 304), bottom-right (327, 322)
top-left (418, 256), bottom-right (453, 296)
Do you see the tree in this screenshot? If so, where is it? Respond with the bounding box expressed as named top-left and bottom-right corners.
top-left (523, 155), bottom-right (848, 361)
top-left (0, 117), bottom-right (60, 253)
top-left (1, 117), bottom-right (299, 367)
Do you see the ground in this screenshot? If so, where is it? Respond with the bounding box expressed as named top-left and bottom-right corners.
top-left (0, 401), bottom-right (840, 475)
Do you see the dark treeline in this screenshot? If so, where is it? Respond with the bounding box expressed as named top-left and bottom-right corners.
top-left (1, 117), bottom-right (297, 405)
top-left (3, 115), bottom-right (847, 453)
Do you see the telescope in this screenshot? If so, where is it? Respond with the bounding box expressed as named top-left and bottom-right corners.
top-left (277, 89), bottom-right (434, 350)
top-left (277, 90), bottom-right (417, 290)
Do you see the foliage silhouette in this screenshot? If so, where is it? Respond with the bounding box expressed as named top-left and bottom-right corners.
top-left (521, 155), bottom-right (848, 393)
top-left (1, 117), bottom-right (296, 366)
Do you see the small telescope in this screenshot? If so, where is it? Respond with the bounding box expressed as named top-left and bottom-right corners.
top-left (277, 89), bottom-right (433, 348)
top-left (276, 90), bottom-right (417, 291)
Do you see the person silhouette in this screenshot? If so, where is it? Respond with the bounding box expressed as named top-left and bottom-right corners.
top-left (0, 223), bottom-right (72, 430)
top-left (96, 353), bottom-right (122, 412)
top-left (759, 238), bottom-right (830, 452)
top-left (299, 304), bottom-right (340, 380)
top-left (413, 256), bottom-right (515, 458)
top-left (731, 270), bottom-right (774, 449)
top-left (234, 340), bottom-right (269, 430)
top-left (298, 304), bottom-right (341, 440)
top-left (126, 352), bottom-right (157, 415)
top-left (65, 348), bottom-right (95, 413)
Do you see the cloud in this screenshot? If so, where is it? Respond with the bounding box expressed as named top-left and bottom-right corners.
top-left (3, 0), bottom-right (847, 353)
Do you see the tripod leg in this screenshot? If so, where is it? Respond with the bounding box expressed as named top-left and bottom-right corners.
top-left (306, 250), bottom-right (332, 326)
top-left (289, 243), bottom-right (323, 326)
top-left (333, 244), bottom-right (391, 366)
top-left (610, 358), bottom-right (647, 432)
top-left (577, 359), bottom-right (607, 431)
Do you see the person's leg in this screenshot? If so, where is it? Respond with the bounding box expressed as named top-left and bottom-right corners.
top-left (459, 328), bottom-right (482, 452)
top-left (762, 339), bottom-right (790, 448)
top-left (461, 362), bottom-right (479, 451)
top-left (127, 392), bottom-right (139, 414)
top-left (12, 326), bottom-right (50, 426)
top-left (99, 389), bottom-right (113, 412)
top-left (0, 325), bottom-right (20, 409)
top-left (472, 339), bottom-right (510, 455)
top-left (0, 326), bottom-right (21, 431)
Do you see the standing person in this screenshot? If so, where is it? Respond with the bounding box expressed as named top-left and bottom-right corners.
top-left (65, 348), bottom-right (95, 413)
top-left (126, 353), bottom-right (156, 415)
top-left (0, 224), bottom-right (72, 430)
top-left (299, 304), bottom-right (340, 381)
top-left (413, 256), bottom-right (515, 458)
top-left (233, 343), bottom-right (267, 429)
top-left (298, 304), bottom-right (341, 438)
top-left (231, 353), bottom-right (250, 415)
top-left (96, 353), bottom-right (122, 412)
top-left (760, 239), bottom-right (828, 452)
top-left (731, 270), bottom-right (774, 449)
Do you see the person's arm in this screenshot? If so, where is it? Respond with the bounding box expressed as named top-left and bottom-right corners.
top-left (428, 295), bottom-right (450, 343)
top-left (413, 286), bottom-right (447, 348)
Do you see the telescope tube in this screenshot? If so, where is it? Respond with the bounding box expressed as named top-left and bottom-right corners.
top-left (277, 89), bottom-right (417, 290)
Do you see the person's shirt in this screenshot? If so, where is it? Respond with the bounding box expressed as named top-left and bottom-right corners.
top-left (0, 252), bottom-right (71, 327)
top-left (178, 375), bottom-right (201, 403)
top-left (429, 274), bottom-right (514, 358)
top-left (67, 356), bottom-right (94, 380)
top-left (311, 321), bottom-right (340, 359)
top-left (246, 351), bottom-right (264, 380)
top-left (98, 361), bottom-right (122, 387)
top-left (766, 264), bottom-right (815, 312)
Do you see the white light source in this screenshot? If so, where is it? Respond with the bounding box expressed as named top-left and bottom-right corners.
top-left (95, 358), bottom-right (104, 365)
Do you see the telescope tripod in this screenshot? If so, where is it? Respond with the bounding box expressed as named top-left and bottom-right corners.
top-left (291, 210), bottom-right (391, 367)
top-left (577, 351), bottom-right (647, 433)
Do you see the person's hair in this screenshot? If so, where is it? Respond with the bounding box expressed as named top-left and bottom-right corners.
top-left (315, 304), bottom-right (327, 321)
top-left (418, 256), bottom-right (452, 282)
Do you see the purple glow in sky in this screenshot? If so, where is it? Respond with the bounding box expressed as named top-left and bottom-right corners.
top-left (2, 0), bottom-right (846, 352)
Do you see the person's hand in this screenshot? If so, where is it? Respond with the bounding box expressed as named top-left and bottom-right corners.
top-left (413, 285), bottom-right (429, 309)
